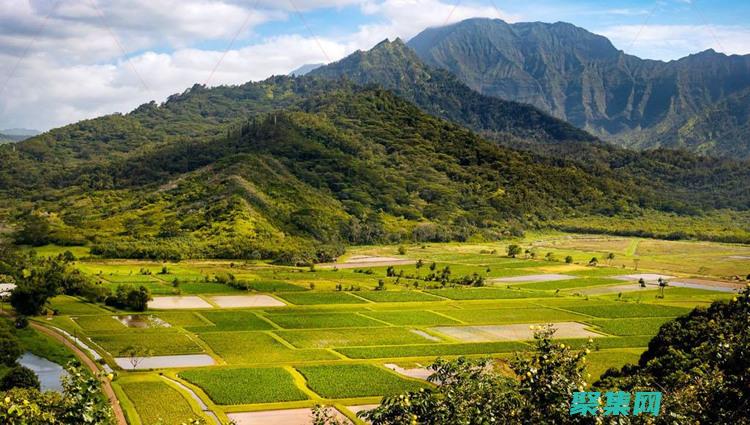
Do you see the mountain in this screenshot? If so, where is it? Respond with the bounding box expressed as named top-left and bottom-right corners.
top-left (2, 128), bottom-right (40, 137)
top-left (0, 85), bottom-right (663, 261)
top-left (408, 18), bottom-right (750, 158)
top-left (1, 41), bottom-right (749, 262)
top-left (289, 63), bottom-right (325, 76)
top-left (309, 39), bottom-right (596, 146)
top-left (0, 129), bottom-right (39, 144)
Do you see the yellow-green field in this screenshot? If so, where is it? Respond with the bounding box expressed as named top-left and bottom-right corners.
top-left (26, 234), bottom-right (747, 424)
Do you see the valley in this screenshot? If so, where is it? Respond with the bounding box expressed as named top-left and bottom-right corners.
top-left (11, 234), bottom-right (744, 424)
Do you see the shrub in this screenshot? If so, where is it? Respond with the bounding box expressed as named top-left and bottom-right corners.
top-left (0, 330), bottom-right (22, 366)
top-left (0, 366), bottom-right (40, 391)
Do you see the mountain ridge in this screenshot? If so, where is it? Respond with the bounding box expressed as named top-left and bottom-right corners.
top-left (407, 17), bottom-right (750, 157)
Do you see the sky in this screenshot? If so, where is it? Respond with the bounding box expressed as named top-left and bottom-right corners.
top-left (1, 0), bottom-right (749, 131)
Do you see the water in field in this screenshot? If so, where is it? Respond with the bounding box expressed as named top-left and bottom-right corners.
top-left (19, 352), bottom-right (66, 392)
top-left (114, 354), bottom-right (215, 370)
top-left (114, 314), bottom-right (171, 328)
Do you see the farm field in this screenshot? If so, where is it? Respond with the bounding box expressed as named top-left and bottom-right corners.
top-left (24, 235), bottom-right (745, 424)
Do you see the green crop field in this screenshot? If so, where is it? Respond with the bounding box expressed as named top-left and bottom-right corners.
top-left (361, 310), bottom-right (460, 326)
top-left (277, 292), bottom-right (369, 305)
top-left (425, 288), bottom-right (548, 300)
top-left (277, 327), bottom-right (436, 348)
top-left (353, 291), bottom-right (444, 302)
top-left (73, 315), bottom-right (127, 332)
top-left (266, 312), bottom-right (382, 329)
top-left (337, 341), bottom-right (530, 359)
top-left (186, 311), bottom-right (273, 332)
top-left (197, 331), bottom-right (338, 364)
top-left (296, 364), bottom-right (426, 398)
top-left (590, 317), bottom-right (673, 336)
top-left (180, 367), bottom-right (308, 404)
top-left (564, 303), bottom-right (691, 318)
top-left (120, 380), bottom-right (201, 425)
top-left (91, 332), bottom-right (204, 356)
top-left (441, 307), bottom-right (588, 324)
top-left (22, 236), bottom-right (742, 423)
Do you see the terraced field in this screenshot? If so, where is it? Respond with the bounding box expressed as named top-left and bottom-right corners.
top-left (30, 237), bottom-right (741, 424)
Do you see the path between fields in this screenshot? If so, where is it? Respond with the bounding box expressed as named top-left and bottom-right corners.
top-left (30, 322), bottom-right (128, 425)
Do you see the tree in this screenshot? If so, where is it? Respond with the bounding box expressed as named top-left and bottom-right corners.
top-left (597, 286), bottom-right (750, 423)
top-left (544, 252), bottom-right (556, 262)
top-left (633, 258), bottom-right (640, 270)
top-left (506, 244), bottom-right (522, 258)
top-left (588, 257), bottom-right (598, 266)
top-left (121, 345), bottom-right (153, 369)
top-left (0, 330), bottom-right (22, 366)
top-left (10, 284), bottom-right (52, 316)
top-left (564, 255), bottom-right (573, 264)
top-left (606, 252), bottom-right (615, 264)
top-left (0, 366), bottom-right (40, 391)
top-left (657, 277), bottom-right (668, 298)
top-left (0, 361), bottom-right (114, 423)
top-left (397, 246), bottom-right (406, 255)
top-left (638, 277), bottom-right (647, 288)
top-left (13, 214), bottom-right (51, 246)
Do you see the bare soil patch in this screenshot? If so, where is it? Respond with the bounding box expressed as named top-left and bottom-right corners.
top-left (433, 322), bottom-right (599, 342)
top-left (149, 296), bottom-right (213, 310)
top-left (228, 408), bottom-right (350, 425)
top-left (319, 255), bottom-right (415, 269)
top-left (210, 295), bottom-right (286, 308)
top-left (384, 363), bottom-right (432, 380)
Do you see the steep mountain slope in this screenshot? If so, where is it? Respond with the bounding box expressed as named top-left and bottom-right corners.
top-left (309, 39), bottom-right (596, 146)
top-left (408, 18), bottom-right (750, 157)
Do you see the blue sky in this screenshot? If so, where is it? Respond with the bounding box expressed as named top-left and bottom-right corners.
top-left (1, 0), bottom-right (749, 130)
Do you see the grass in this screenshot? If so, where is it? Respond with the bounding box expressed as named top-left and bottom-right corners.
top-left (266, 312), bottom-right (382, 329)
top-left (337, 341), bottom-right (530, 359)
top-left (586, 349), bottom-right (643, 381)
top-left (120, 380), bottom-right (200, 425)
top-left (513, 278), bottom-right (624, 291)
top-left (590, 317), bottom-right (673, 336)
top-left (564, 303), bottom-right (691, 318)
top-left (277, 292), bottom-right (368, 305)
top-left (91, 333), bottom-right (203, 356)
top-left (353, 291), bottom-right (443, 303)
top-left (361, 310), bottom-right (460, 326)
top-left (48, 296), bottom-right (108, 315)
top-left (73, 315), bottom-right (126, 332)
top-left (556, 336), bottom-right (653, 350)
top-left (13, 325), bottom-right (77, 366)
top-left (424, 288), bottom-right (548, 300)
top-left (155, 312), bottom-right (210, 327)
top-left (197, 331), bottom-right (338, 364)
top-left (244, 280), bottom-right (307, 292)
top-left (277, 327), bottom-right (435, 348)
top-left (168, 281), bottom-right (240, 294)
top-left (103, 274), bottom-right (160, 284)
top-left (180, 367), bottom-right (308, 404)
top-left (441, 307), bottom-right (587, 324)
top-left (297, 364), bottom-right (425, 398)
top-left (186, 311), bottom-right (273, 332)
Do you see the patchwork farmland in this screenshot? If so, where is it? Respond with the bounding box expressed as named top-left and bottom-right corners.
top-left (26, 235), bottom-right (745, 424)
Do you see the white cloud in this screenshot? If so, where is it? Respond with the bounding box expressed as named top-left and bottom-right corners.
top-left (355, 0), bottom-right (516, 47)
top-left (598, 24), bottom-right (750, 60)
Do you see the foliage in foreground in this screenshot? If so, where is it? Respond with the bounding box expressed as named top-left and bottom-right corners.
top-left (0, 362), bottom-right (113, 425)
top-left (597, 284), bottom-right (750, 424)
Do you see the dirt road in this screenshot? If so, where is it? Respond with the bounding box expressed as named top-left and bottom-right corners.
top-left (31, 322), bottom-right (128, 425)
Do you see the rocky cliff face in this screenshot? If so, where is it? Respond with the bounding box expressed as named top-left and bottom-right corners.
top-left (408, 18), bottom-right (750, 157)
